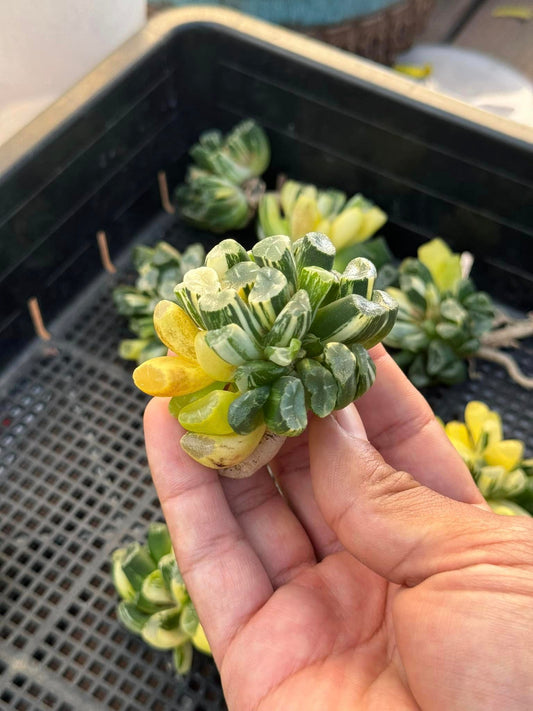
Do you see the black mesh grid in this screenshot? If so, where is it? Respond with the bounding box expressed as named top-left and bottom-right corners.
top-left (1, 216), bottom-right (531, 710)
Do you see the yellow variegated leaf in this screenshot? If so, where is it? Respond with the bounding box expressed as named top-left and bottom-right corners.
top-left (315, 218), bottom-right (332, 235)
top-left (418, 238), bottom-right (462, 293)
top-left (133, 356), bottom-right (215, 397)
top-left (445, 421), bottom-right (472, 450)
top-left (181, 424), bottom-right (266, 468)
top-left (192, 624), bottom-right (211, 654)
top-left (153, 300), bottom-right (199, 362)
top-left (480, 413), bottom-right (503, 448)
top-left (329, 207), bottom-right (364, 250)
top-left (488, 500), bottom-right (530, 517)
top-left (194, 330), bottom-right (236, 381)
top-left (484, 439), bottom-right (524, 472)
top-left (464, 401), bottom-right (495, 447)
top-left (357, 206), bottom-right (388, 241)
top-left (290, 194), bottom-right (321, 240)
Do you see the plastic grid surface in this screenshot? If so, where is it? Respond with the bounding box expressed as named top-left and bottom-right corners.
top-left (1, 216), bottom-right (532, 711)
top-left (0, 219), bottom-right (227, 710)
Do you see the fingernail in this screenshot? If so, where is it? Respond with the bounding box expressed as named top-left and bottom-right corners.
top-left (334, 405), bottom-right (367, 439)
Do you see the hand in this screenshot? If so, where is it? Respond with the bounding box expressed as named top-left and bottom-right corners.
top-left (144, 345), bottom-right (533, 711)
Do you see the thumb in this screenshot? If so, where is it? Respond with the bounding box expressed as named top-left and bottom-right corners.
top-left (309, 406), bottom-right (529, 586)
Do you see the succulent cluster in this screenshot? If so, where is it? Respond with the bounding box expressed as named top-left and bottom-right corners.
top-left (133, 232), bottom-right (398, 476)
top-left (258, 179), bottom-right (388, 269)
top-left (174, 120), bottom-right (270, 233)
top-left (113, 241), bottom-right (205, 364)
top-left (442, 401), bottom-right (533, 516)
top-left (111, 523), bottom-right (211, 675)
top-left (385, 239), bottom-right (494, 387)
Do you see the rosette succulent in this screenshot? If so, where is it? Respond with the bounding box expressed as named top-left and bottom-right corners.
top-left (257, 179), bottom-right (389, 271)
top-left (442, 401), bottom-right (533, 516)
top-left (385, 239), bottom-right (495, 387)
top-left (113, 241), bottom-right (205, 364)
top-left (175, 120), bottom-right (270, 233)
top-left (133, 232), bottom-right (398, 477)
top-left (111, 522), bottom-right (211, 675)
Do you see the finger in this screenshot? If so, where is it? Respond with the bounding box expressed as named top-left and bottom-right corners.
top-left (309, 409), bottom-right (531, 587)
top-left (144, 397), bottom-right (272, 660)
top-left (271, 429), bottom-right (343, 559)
top-left (220, 467), bottom-right (316, 587)
top-left (357, 345), bottom-right (483, 504)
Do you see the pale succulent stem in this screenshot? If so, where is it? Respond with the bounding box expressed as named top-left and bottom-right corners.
top-left (242, 176), bottom-right (266, 210)
top-left (482, 313), bottom-right (533, 348)
top-left (476, 346), bottom-right (533, 390)
top-left (219, 432), bottom-right (286, 479)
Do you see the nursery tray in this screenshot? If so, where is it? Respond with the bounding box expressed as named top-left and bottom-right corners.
top-left (0, 8), bottom-right (532, 711)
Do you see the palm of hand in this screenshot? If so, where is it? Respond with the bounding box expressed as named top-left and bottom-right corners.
top-left (145, 348), bottom-right (533, 711)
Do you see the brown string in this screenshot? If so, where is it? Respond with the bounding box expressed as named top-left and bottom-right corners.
top-left (27, 297), bottom-right (52, 341)
top-left (158, 171), bottom-right (175, 214)
top-left (96, 231), bottom-right (117, 274)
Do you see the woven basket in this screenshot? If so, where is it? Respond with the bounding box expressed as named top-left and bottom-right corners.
top-left (148, 0), bottom-right (434, 65)
top-left (298, 0), bottom-right (434, 65)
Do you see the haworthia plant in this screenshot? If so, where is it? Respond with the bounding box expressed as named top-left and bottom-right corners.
top-left (132, 232), bottom-right (398, 477)
top-left (441, 401), bottom-right (533, 516)
top-left (113, 241), bottom-right (205, 364)
top-left (111, 522), bottom-right (211, 676)
top-left (257, 178), bottom-right (391, 272)
top-left (175, 120), bottom-right (270, 233)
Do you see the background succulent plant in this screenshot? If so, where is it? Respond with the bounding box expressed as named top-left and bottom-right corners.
top-left (257, 179), bottom-right (390, 272)
top-left (111, 522), bottom-right (211, 675)
top-left (442, 401), bottom-right (533, 516)
top-left (175, 120), bottom-right (270, 233)
top-left (133, 232), bottom-right (398, 477)
top-left (384, 239), bottom-right (495, 387)
top-left (113, 241), bottom-right (205, 364)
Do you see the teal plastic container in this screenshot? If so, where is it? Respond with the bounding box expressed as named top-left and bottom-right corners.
top-left (149, 0), bottom-right (400, 26)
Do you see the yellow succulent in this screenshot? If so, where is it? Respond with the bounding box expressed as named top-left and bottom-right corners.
top-left (443, 401), bottom-right (532, 516)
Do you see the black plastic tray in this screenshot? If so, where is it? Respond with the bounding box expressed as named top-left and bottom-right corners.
top-left (1, 8), bottom-right (532, 711)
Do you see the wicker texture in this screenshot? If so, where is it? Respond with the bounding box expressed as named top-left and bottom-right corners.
top-left (297, 0), bottom-right (434, 64)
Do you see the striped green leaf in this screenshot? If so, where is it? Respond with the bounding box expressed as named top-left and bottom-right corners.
top-left (360, 289), bottom-right (399, 349)
top-left (248, 267), bottom-right (291, 330)
top-left (205, 324), bottom-right (263, 365)
top-left (264, 376), bottom-right (307, 436)
top-left (228, 386), bottom-right (270, 434)
top-left (174, 267), bottom-right (220, 328)
top-left (322, 342), bottom-right (357, 408)
top-left (117, 601), bottom-right (150, 635)
top-left (339, 257), bottom-right (377, 300)
top-left (265, 338), bottom-right (303, 367)
top-left (264, 290), bottom-right (312, 348)
top-left (349, 344), bottom-right (377, 398)
top-left (297, 266), bottom-right (337, 314)
top-left (147, 523), bottom-right (172, 563)
top-left (222, 261), bottom-right (261, 297)
top-left (233, 360), bottom-right (288, 391)
top-left (310, 294), bottom-right (386, 345)
top-left (296, 359), bottom-right (337, 417)
top-left (251, 235), bottom-right (298, 291)
top-left (205, 238), bottom-right (249, 279)
top-left (199, 288), bottom-right (263, 341)
top-left (292, 232), bottom-right (336, 272)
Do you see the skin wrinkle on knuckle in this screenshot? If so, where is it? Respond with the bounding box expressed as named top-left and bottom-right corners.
top-left (176, 526), bottom-right (248, 580)
top-left (370, 403), bottom-right (435, 453)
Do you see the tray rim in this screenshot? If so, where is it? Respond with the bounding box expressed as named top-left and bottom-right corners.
top-left (0, 4), bottom-right (532, 180)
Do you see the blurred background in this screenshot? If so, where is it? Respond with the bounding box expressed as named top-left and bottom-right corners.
top-left (1, 0), bottom-right (532, 147)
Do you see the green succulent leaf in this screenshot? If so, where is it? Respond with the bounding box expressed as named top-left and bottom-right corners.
top-left (264, 376), bottom-right (307, 436)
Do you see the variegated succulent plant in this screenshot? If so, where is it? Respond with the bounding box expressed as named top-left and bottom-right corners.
top-left (384, 239), bottom-right (495, 387)
top-left (174, 120), bottom-right (270, 233)
top-left (133, 233), bottom-right (398, 477)
top-left (257, 179), bottom-right (390, 272)
top-left (111, 523), bottom-right (211, 676)
top-left (113, 241), bottom-right (205, 364)
top-left (442, 401), bottom-right (533, 516)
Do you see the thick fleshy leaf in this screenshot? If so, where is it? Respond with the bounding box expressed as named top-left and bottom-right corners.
top-left (418, 238), bottom-right (462, 293)
top-left (133, 356), bottom-right (215, 397)
top-left (181, 424), bottom-right (266, 468)
top-left (484, 440), bottom-right (524, 472)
